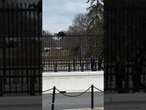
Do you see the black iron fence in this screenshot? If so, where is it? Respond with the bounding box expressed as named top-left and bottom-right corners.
top-left (0, 0), bottom-right (42, 96)
top-left (43, 58), bottom-right (100, 72)
top-left (42, 34), bottom-right (103, 72)
top-left (105, 0), bottom-right (146, 93)
top-left (105, 62), bottom-right (146, 93)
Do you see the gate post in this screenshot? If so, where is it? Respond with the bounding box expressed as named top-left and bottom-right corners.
top-left (81, 63), bottom-right (84, 71)
top-left (54, 63), bottom-right (57, 72)
top-left (68, 63), bottom-right (71, 72)
top-left (0, 78), bottom-right (3, 96)
top-left (30, 75), bottom-right (35, 96)
top-left (51, 86), bottom-right (56, 110)
top-left (91, 85), bottom-right (94, 109)
top-left (73, 59), bottom-right (76, 71)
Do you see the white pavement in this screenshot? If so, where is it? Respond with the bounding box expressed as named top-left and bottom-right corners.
top-left (43, 71), bottom-right (104, 93)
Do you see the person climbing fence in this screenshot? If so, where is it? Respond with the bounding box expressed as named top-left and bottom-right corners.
top-left (91, 57), bottom-right (97, 71)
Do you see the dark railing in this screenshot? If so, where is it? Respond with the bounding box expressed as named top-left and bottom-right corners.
top-left (42, 33), bottom-right (103, 72)
top-left (105, 0), bottom-right (146, 93)
top-left (43, 58), bottom-right (101, 72)
top-left (105, 62), bottom-right (146, 93)
top-left (0, 1), bottom-right (42, 96)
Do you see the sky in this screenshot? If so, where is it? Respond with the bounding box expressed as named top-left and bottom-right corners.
top-left (43, 0), bottom-right (89, 33)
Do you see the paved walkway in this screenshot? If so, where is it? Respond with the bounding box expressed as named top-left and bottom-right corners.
top-left (43, 92), bottom-right (103, 110)
top-left (64, 107), bottom-right (103, 110)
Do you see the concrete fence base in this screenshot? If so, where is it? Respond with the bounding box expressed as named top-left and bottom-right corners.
top-left (43, 71), bottom-right (104, 94)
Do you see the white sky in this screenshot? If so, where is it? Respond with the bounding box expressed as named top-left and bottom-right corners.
top-left (43, 0), bottom-right (89, 33)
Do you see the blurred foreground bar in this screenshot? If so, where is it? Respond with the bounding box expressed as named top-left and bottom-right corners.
top-left (105, 0), bottom-right (146, 110)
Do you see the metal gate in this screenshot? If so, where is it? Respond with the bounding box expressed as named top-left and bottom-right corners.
top-left (105, 0), bottom-right (146, 93)
top-left (42, 32), bottom-right (103, 72)
top-left (0, 0), bottom-right (42, 96)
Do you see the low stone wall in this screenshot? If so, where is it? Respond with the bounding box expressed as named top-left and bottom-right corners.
top-left (43, 71), bottom-right (104, 93)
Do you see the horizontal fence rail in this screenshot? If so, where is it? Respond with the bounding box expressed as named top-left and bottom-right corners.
top-left (43, 58), bottom-right (100, 72)
top-left (42, 33), bottom-right (103, 72)
top-left (105, 62), bottom-right (146, 93)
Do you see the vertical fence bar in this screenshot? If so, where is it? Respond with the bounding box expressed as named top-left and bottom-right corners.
top-left (3, 3), bottom-right (7, 96)
top-left (42, 34), bottom-right (99, 72)
top-left (81, 63), bottom-right (84, 71)
top-left (51, 86), bottom-right (56, 110)
top-left (0, 0), bottom-right (42, 96)
top-left (68, 62), bottom-right (71, 72)
top-left (91, 85), bottom-right (94, 109)
top-left (54, 62), bottom-right (57, 72)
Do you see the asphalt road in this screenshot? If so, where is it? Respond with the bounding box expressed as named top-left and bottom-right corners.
top-left (0, 96), bottom-right (42, 110)
top-left (43, 92), bottom-right (103, 110)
